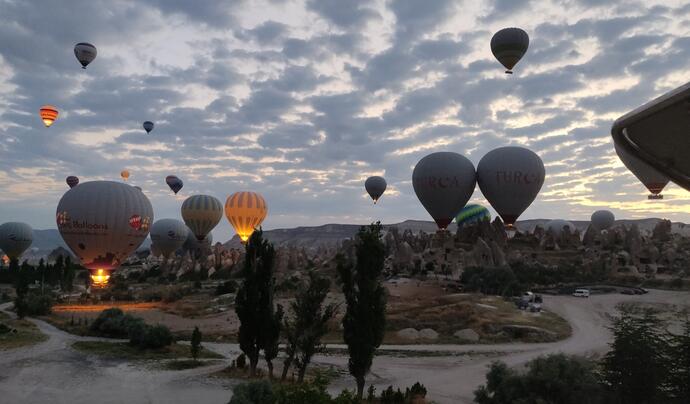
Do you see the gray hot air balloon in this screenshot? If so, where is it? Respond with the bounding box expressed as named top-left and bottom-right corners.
top-left (74, 42), bottom-right (97, 69)
top-left (490, 28), bottom-right (529, 74)
top-left (365, 176), bottom-right (387, 204)
top-left (545, 219), bottom-right (576, 237)
top-left (591, 210), bottom-right (615, 230)
top-left (477, 147), bottom-right (545, 227)
top-left (614, 142), bottom-right (669, 199)
top-left (150, 219), bottom-right (188, 258)
top-left (181, 195), bottom-right (223, 240)
top-left (143, 121), bottom-right (154, 134)
top-left (0, 222), bottom-right (33, 260)
top-left (184, 227), bottom-right (213, 251)
top-left (412, 152), bottom-right (477, 230)
top-left (56, 181), bottom-right (153, 285)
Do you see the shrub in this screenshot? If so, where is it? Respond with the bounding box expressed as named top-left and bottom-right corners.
top-left (90, 307), bottom-right (173, 349)
top-left (228, 380), bottom-right (275, 404)
top-left (215, 280), bottom-right (238, 295)
top-left (14, 292), bottom-right (53, 318)
top-left (236, 353), bottom-right (247, 369)
top-left (129, 323), bottom-right (173, 349)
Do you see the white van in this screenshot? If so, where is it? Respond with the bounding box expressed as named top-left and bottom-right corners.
top-left (573, 288), bottom-right (590, 298)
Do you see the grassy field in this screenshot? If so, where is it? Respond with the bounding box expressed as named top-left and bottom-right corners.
top-left (72, 340), bottom-right (224, 361)
top-left (0, 312), bottom-right (48, 350)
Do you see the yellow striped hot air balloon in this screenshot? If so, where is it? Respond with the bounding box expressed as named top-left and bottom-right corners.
top-left (39, 105), bottom-right (59, 127)
top-left (225, 191), bottom-right (268, 243)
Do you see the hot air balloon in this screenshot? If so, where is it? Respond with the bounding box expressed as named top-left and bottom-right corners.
top-left (150, 219), bottom-right (187, 258)
top-left (0, 222), bottom-right (33, 260)
top-left (74, 42), bottom-right (97, 69)
top-left (490, 28), bottom-right (529, 74)
top-left (184, 227), bottom-right (213, 252)
top-left (412, 152), bottom-right (477, 230)
top-left (591, 210), bottom-right (615, 230)
top-left (181, 195), bottom-right (223, 241)
top-left (121, 170), bottom-right (130, 181)
top-left (225, 191), bottom-right (268, 243)
top-left (39, 105), bottom-right (59, 127)
top-left (614, 142), bottom-right (669, 199)
top-left (477, 147), bottom-right (545, 228)
top-left (143, 121), bottom-right (154, 134)
top-left (66, 176), bottom-right (79, 188)
top-left (56, 181), bottom-right (153, 287)
top-left (545, 219), bottom-right (576, 237)
top-left (166, 175), bottom-right (183, 194)
top-left (455, 204), bottom-right (491, 227)
top-left (365, 176), bottom-right (387, 204)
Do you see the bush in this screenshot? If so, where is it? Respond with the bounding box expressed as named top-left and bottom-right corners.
top-left (14, 292), bottom-right (53, 318)
top-left (228, 380), bottom-right (275, 404)
top-left (128, 324), bottom-right (173, 349)
top-left (215, 280), bottom-right (238, 295)
top-left (90, 307), bottom-right (173, 349)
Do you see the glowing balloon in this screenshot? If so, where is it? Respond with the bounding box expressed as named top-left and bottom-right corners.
top-left (0, 222), bottom-right (33, 260)
top-left (74, 42), bottom-right (97, 69)
top-left (150, 219), bottom-right (187, 258)
top-left (412, 152), bottom-right (477, 230)
top-left (56, 181), bottom-right (153, 286)
top-left (365, 176), bottom-right (387, 204)
top-left (477, 147), bottom-right (545, 227)
top-left (166, 175), bottom-right (183, 194)
top-left (455, 204), bottom-right (491, 227)
top-left (181, 195), bottom-right (223, 241)
top-left (614, 142), bottom-right (669, 199)
top-left (491, 28), bottom-right (529, 74)
top-left (121, 170), bottom-right (130, 181)
top-left (143, 121), bottom-right (154, 134)
top-left (591, 210), bottom-right (615, 230)
top-left (225, 191), bottom-right (268, 243)
top-left (66, 176), bottom-right (79, 188)
top-left (39, 105), bottom-right (59, 127)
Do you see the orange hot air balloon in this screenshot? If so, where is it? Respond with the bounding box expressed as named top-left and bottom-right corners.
top-left (39, 105), bottom-right (59, 127)
top-left (224, 191), bottom-right (268, 243)
top-left (121, 170), bottom-right (130, 181)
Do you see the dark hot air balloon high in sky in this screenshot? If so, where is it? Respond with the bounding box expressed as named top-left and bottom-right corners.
top-left (66, 176), bottom-right (79, 188)
top-left (455, 204), bottom-right (491, 227)
top-left (412, 152), bottom-right (477, 230)
top-left (74, 42), bottom-right (97, 69)
top-left (365, 176), bottom-right (387, 204)
top-left (150, 219), bottom-right (187, 258)
top-left (477, 146), bottom-right (545, 228)
top-left (39, 105), bottom-right (58, 127)
top-left (591, 210), bottom-right (615, 230)
top-left (225, 191), bottom-right (268, 243)
top-left (490, 28), bottom-right (529, 74)
top-left (614, 142), bottom-right (669, 199)
top-left (181, 195), bottom-right (223, 241)
top-left (0, 222), bottom-right (33, 260)
top-left (166, 175), bottom-right (183, 194)
top-left (143, 121), bottom-right (154, 134)
top-left (56, 181), bottom-right (153, 287)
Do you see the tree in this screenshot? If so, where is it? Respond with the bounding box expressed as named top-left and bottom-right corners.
top-left (601, 307), bottom-right (671, 403)
top-left (191, 326), bottom-right (202, 361)
top-left (668, 314), bottom-right (690, 402)
top-left (337, 223), bottom-right (387, 399)
top-left (474, 354), bottom-right (605, 404)
top-left (282, 270), bottom-right (338, 382)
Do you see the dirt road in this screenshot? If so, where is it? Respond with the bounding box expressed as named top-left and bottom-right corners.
top-left (1, 290), bottom-right (687, 404)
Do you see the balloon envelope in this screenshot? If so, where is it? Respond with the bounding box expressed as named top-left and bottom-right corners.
top-left (166, 175), bottom-right (183, 194)
top-left (365, 176), bottom-right (387, 204)
top-left (74, 42), bottom-right (97, 69)
top-left (66, 176), bottom-right (79, 188)
top-left (614, 142), bottom-right (669, 198)
top-left (412, 152), bottom-right (477, 230)
top-left (0, 222), bottom-right (33, 260)
top-left (121, 170), bottom-right (130, 181)
top-left (184, 227), bottom-right (213, 251)
top-left (181, 195), bottom-right (223, 240)
top-left (39, 105), bottom-right (58, 127)
top-left (477, 147), bottom-right (545, 226)
top-left (143, 121), bottom-right (154, 134)
top-left (56, 181), bottom-right (153, 285)
top-left (456, 204), bottom-right (491, 227)
top-left (491, 28), bottom-right (529, 74)
top-left (225, 191), bottom-right (268, 243)
top-left (150, 219), bottom-right (187, 258)
top-left (591, 210), bottom-right (615, 230)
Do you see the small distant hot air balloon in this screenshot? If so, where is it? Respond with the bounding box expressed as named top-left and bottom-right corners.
top-left (166, 175), bottom-right (183, 194)
top-left (225, 191), bottom-right (268, 243)
top-left (614, 142), bottom-right (669, 199)
top-left (456, 204), bottom-right (491, 228)
top-left (143, 121), bottom-right (154, 134)
top-left (591, 210), bottom-right (615, 230)
top-left (412, 152), bottom-right (477, 230)
top-left (74, 42), bottom-right (97, 69)
top-left (121, 170), bottom-right (130, 181)
top-left (477, 147), bottom-right (545, 228)
top-left (181, 195), bottom-right (223, 241)
top-left (365, 176), bottom-right (387, 204)
top-left (39, 105), bottom-right (59, 127)
top-left (491, 28), bottom-right (529, 74)
top-left (0, 222), bottom-right (33, 260)
top-left (66, 176), bottom-right (79, 189)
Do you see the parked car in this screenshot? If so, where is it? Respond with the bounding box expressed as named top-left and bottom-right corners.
top-left (572, 288), bottom-right (590, 298)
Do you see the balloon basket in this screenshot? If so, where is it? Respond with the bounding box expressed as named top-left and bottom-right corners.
top-left (648, 194), bottom-right (663, 200)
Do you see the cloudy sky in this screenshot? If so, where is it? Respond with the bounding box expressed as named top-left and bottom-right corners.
top-left (1, 0), bottom-right (690, 242)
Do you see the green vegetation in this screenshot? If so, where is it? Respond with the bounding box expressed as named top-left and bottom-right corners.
top-left (72, 340), bottom-right (222, 360)
top-left (337, 223), bottom-right (387, 399)
top-left (191, 326), bottom-right (202, 361)
top-left (90, 307), bottom-right (173, 349)
top-left (162, 359), bottom-right (222, 370)
top-left (0, 311), bottom-right (47, 350)
top-left (14, 291), bottom-right (53, 318)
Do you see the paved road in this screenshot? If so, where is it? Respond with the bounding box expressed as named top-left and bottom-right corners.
top-left (0, 290), bottom-right (687, 404)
